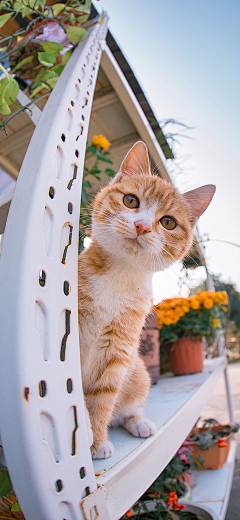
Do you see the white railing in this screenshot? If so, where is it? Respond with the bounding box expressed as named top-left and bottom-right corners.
top-left (0, 16), bottom-right (108, 520)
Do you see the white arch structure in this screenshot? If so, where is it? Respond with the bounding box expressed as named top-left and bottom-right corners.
top-left (0, 16), bottom-right (109, 520)
top-left (0, 13), bottom-right (235, 520)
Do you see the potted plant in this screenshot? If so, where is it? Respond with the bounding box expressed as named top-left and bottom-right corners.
top-left (121, 445), bottom-right (201, 519)
top-left (154, 291), bottom-right (228, 376)
top-left (185, 418), bottom-right (239, 470)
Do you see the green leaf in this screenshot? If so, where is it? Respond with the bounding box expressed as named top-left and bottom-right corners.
top-left (0, 73), bottom-right (19, 115)
top-left (0, 470), bottom-right (12, 497)
top-left (77, 14), bottom-right (89, 22)
top-left (30, 83), bottom-right (45, 97)
top-left (0, 13), bottom-right (12, 28)
top-left (82, 180), bottom-right (92, 188)
top-left (61, 48), bottom-right (72, 65)
top-left (52, 2), bottom-right (65, 15)
top-left (11, 502), bottom-right (20, 512)
top-left (0, 99), bottom-right (11, 115)
top-left (81, 188), bottom-right (89, 204)
top-left (50, 64), bottom-right (64, 76)
top-left (83, 0), bottom-right (91, 13)
top-left (96, 149), bottom-right (113, 164)
top-left (105, 168), bottom-right (116, 177)
top-left (36, 0), bottom-right (46, 10)
top-left (86, 145), bottom-right (97, 154)
top-left (66, 25), bottom-right (87, 44)
top-left (21, 6), bottom-right (31, 16)
top-left (14, 1), bottom-right (24, 11)
top-left (69, 13), bottom-right (75, 24)
top-left (38, 52), bottom-right (56, 67)
top-left (12, 54), bottom-right (34, 72)
top-left (41, 41), bottom-right (63, 56)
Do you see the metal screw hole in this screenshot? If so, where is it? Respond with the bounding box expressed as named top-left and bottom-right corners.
top-left (63, 280), bottom-right (70, 296)
top-left (80, 467), bottom-right (86, 479)
top-left (68, 202), bottom-right (73, 214)
top-left (66, 378), bottom-right (73, 394)
top-left (39, 380), bottom-right (47, 398)
top-left (55, 480), bottom-right (63, 493)
top-left (39, 270), bottom-right (46, 287)
top-left (49, 186), bottom-right (55, 199)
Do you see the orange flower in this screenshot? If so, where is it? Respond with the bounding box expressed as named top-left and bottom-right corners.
top-left (203, 298), bottom-right (213, 309)
top-left (190, 299), bottom-right (200, 310)
top-left (92, 134), bottom-right (111, 150)
top-left (125, 510), bottom-right (132, 517)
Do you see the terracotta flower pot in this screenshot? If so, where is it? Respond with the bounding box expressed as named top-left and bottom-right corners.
top-left (139, 312), bottom-right (160, 384)
top-left (166, 337), bottom-right (203, 376)
top-left (186, 424), bottom-right (232, 470)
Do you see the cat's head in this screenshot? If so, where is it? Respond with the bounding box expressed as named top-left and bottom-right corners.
top-left (92, 142), bottom-right (215, 272)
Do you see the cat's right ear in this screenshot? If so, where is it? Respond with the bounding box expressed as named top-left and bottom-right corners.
top-left (111, 141), bottom-right (151, 183)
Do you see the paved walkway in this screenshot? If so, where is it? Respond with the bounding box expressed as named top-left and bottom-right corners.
top-left (200, 360), bottom-right (240, 519)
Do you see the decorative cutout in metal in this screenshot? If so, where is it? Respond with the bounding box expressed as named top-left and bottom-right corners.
top-left (0, 16), bottom-right (108, 520)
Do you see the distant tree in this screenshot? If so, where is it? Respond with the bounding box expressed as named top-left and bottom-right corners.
top-left (192, 275), bottom-right (240, 330)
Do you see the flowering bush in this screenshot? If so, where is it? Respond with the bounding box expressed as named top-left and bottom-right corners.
top-left (0, 0), bottom-right (94, 125)
top-left (121, 445), bottom-right (198, 519)
top-left (154, 291), bottom-right (228, 345)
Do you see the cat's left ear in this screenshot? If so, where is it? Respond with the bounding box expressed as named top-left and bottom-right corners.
top-left (112, 141), bottom-right (151, 183)
top-left (183, 185), bottom-right (216, 226)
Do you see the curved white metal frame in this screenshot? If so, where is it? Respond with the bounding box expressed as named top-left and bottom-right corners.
top-left (0, 17), bottom-right (108, 520)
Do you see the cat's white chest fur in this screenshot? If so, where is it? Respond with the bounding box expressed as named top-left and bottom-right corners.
top-left (79, 262), bottom-right (152, 388)
top-left (91, 263), bottom-right (152, 317)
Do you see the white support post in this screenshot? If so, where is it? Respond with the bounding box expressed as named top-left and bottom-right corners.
top-left (205, 265), bottom-right (235, 427)
top-left (0, 16), bottom-right (108, 520)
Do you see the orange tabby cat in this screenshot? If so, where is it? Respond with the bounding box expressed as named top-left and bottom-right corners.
top-left (78, 141), bottom-right (215, 459)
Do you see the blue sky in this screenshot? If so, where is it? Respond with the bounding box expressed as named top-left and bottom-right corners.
top-left (94, 0), bottom-right (240, 296)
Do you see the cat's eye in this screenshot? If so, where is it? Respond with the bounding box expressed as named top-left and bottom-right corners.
top-left (123, 194), bottom-right (139, 209)
top-left (160, 216), bottom-right (177, 230)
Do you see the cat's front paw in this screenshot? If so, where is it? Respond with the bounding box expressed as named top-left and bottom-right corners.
top-left (91, 440), bottom-right (114, 459)
top-left (125, 417), bottom-right (157, 438)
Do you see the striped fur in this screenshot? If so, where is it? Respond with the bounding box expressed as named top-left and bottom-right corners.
top-left (78, 141), bottom-right (215, 459)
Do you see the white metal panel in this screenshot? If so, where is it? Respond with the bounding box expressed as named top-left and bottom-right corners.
top-left (0, 17), bottom-right (108, 520)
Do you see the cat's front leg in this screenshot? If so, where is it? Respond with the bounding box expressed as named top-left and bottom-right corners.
top-left (85, 366), bottom-right (127, 459)
top-left (85, 331), bottom-right (131, 459)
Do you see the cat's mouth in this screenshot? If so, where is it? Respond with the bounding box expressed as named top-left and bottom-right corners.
top-left (125, 237), bottom-right (143, 248)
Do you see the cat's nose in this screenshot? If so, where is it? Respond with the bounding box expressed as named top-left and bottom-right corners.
top-left (134, 219), bottom-right (151, 236)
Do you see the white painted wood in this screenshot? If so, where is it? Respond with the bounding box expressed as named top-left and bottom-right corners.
top-left (17, 89), bottom-right (42, 126)
top-left (189, 439), bottom-right (236, 519)
top-left (0, 186), bottom-right (14, 234)
top-left (0, 17), bottom-right (108, 520)
top-left (91, 357), bottom-right (226, 519)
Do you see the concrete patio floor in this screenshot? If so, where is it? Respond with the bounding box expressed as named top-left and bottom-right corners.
top-left (200, 359), bottom-right (240, 519)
